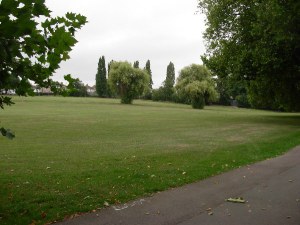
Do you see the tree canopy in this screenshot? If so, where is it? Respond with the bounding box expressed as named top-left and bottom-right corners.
top-left (199, 0), bottom-right (300, 111)
top-left (108, 61), bottom-right (149, 104)
top-left (0, 0), bottom-right (87, 138)
top-left (176, 64), bottom-right (218, 109)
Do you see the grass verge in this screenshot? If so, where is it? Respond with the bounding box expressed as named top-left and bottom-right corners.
top-left (0, 96), bottom-right (300, 224)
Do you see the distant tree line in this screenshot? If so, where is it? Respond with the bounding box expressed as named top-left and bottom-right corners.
top-left (95, 56), bottom-right (219, 109)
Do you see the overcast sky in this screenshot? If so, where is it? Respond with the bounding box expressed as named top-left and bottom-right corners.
top-left (46, 0), bottom-right (206, 88)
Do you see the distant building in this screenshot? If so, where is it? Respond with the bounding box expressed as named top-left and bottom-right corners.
top-left (1, 89), bottom-right (16, 95)
top-left (86, 85), bottom-right (96, 96)
top-left (32, 85), bottom-right (53, 95)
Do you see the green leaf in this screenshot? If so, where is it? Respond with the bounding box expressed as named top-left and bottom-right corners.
top-left (0, 96), bottom-right (15, 109)
top-left (0, 127), bottom-right (15, 140)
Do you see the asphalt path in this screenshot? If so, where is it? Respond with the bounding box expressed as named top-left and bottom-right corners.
top-left (56, 146), bottom-right (300, 225)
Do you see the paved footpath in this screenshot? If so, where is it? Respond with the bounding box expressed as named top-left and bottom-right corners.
top-left (56, 146), bottom-right (300, 225)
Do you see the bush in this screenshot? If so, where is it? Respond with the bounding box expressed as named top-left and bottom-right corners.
top-left (191, 96), bottom-right (205, 109)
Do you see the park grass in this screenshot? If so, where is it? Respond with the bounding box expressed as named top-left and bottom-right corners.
top-left (1, 96), bottom-right (300, 225)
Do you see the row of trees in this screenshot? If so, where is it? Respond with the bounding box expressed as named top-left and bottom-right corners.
top-left (150, 0), bottom-right (300, 111)
top-left (95, 58), bottom-right (177, 103)
top-left (153, 64), bottom-right (218, 109)
top-left (95, 56), bottom-right (219, 109)
top-left (95, 0), bottom-right (299, 112)
top-left (95, 56), bottom-right (153, 101)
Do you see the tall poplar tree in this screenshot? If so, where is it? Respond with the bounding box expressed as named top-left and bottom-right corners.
top-left (95, 56), bottom-right (107, 97)
top-left (144, 60), bottom-right (153, 89)
top-left (163, 62), bottom-right (175, 101)
top-left (107, 60), bottom-right (115, 97)
top-left (108, 60), bottom-right (114, 75)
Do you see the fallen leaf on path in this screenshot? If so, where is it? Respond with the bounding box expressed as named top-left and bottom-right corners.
top-left (226, 197), bottom-right (246, 203)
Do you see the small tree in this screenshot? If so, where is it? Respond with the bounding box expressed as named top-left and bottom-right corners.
top-left (176, 64), bottom-right (218, 109)
top-left (95, 56), bottom-right (107, 97)
top-left (133, 61), bottom-right (140, 68)
top-left (108, 62), bottom-right (149, 104)
top-left (68, 78), bottom-right (88, 97)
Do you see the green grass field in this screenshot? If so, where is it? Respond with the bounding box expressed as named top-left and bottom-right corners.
top-left (1, 96), bottom-right (300, 225)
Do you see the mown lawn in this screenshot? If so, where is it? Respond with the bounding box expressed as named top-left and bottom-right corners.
top-left (1, 96), bottom-right (300, 224)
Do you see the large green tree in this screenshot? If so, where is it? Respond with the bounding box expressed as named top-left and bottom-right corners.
top-left (163, 61), bottom-right (175, 101)
top-left (108, 61), bottom-right (149, 104)
top-left (176, 64), bottom-right (218, 109)
top-left (95, 56), bottom-right (107, 97)
top-left (198, 0), bottom-right (300, 111)
top-left (0, 0), bottom-right (87, 138)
